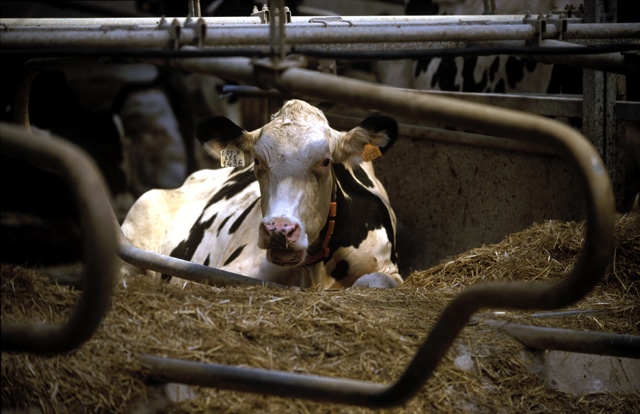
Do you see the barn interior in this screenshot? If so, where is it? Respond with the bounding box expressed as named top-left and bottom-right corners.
top-left (1, 0), bottom-right (639, 413)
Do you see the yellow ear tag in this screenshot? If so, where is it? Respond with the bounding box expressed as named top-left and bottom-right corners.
top-left (362, 143), bottom-right (382, 162)
top-left (220, 143), bottom-right (245, 168)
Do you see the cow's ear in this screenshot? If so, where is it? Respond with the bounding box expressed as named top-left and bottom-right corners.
top-left (335, 114), bottom-right (397, 164)
top-left (196, 116), bottom-right (252, 159)
top-left (358, 115), bottom-right (398, 154)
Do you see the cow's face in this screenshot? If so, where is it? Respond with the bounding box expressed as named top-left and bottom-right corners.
top-left (197, 99), bottom-right (397, 267)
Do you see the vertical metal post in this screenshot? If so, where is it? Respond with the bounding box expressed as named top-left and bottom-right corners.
top-left (582, 0), bottom-right (625, 211)
top-left (188, 0), bottom-right (201, 17)
top-left (268, 0), bottom-right (287, 62)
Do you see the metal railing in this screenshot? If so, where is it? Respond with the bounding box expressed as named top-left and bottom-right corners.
top-left (0, 123), bottom-right (117, 354)
top-left (0, 1), bottom-right (626, 406)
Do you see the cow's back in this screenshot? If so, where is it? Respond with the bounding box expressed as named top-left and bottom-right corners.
top-left (120, 165), bottom-right (264, 280)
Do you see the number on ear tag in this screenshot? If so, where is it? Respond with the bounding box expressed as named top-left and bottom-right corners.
top-left (362, 143), bottom-right (382, 161)
top-left (220, 143), bottom-right (245, 168)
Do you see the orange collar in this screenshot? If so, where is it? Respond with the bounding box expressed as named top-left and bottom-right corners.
top-left (302, 200), bottom-right (337, 266)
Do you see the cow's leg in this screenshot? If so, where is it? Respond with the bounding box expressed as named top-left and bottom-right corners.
top-left (351, 272), bottom-right (401, 289)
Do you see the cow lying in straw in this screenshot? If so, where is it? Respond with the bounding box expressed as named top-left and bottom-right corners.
top-left (120, 99), bottom-right (402, 288)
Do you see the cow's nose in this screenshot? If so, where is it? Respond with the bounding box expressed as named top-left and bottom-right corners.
top-left (262, 218), bottom-right (301, 249)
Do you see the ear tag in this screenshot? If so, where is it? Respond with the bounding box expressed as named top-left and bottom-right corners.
top-left (220, 143), bottom-right (245, 168)
top-left (362, 143), bottom-right (382, 161)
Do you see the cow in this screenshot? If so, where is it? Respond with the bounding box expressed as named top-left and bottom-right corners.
top-left (120, 99), bottom-right (403, 289)
top-left (378, 0), bottom-right (584, 95)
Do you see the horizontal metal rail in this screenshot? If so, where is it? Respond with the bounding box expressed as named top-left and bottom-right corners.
top-left (484, 320), bottom-right (640, 358)
top-left (0, 123), bottom-right (117, 354)
top-left (138, 59), bottom-right (615, 408)
top-left (1, 16), bottom-right (637, 49)
top-left (0, 15), bottom-right (531, 29)
top-left (114, 214), bottom-right (285, 288)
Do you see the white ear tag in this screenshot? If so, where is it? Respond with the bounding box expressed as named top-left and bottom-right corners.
top-left (362, 143), bottom-right (382, 162)
top-left (220, 143), bottom-right (245, 168)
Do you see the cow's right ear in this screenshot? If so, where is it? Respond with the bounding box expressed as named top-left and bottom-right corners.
top-left (196, 116), bottom-right (249, 159)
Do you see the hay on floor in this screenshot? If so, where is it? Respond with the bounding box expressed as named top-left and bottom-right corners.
top-left (1, 211), bottom-right (638, 413)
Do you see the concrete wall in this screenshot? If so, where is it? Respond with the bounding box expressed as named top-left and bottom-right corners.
top-left (373, 131), bottom-right (584, 275)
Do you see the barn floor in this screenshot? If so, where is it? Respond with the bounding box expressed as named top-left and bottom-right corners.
top-left (1, 211), bottom-right (639, 413)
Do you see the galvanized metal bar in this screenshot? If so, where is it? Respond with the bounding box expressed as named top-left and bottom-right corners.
top-left (326, 114), bottom-right (560, 157)
top-left (484, 320), bottom-right (640, 358)
top-left (535, 39), bottom-right (626, 73)
top-left (562, 22), bottom-right (639, 39)
top-left (114, 214), bottom-right (285, 288)
top-left (582, 0), bottom-right (628, 212)
top-left (0, 123), bottom-right (117, 354)
top-left (140, 354), bottom-right (389, 406)
top-left (416, 89), bottom-right (583, 118)
top-left (188, 0), bottom-right (201, 18)
top-left (0, 15), bottom-right (546, 29)
top-left (1, 17), bottom-right (636, 57)
top-left (139, 61), bottom-right (614, 408)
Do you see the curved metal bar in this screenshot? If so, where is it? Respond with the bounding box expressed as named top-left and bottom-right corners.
top-left (275, 68), bottom-right (615, 405)
top-left (0, 123), bottom-right (117, 354)
top-left (138, 61), bottom-right (614, 408)
top-left (10, 58), bottom-right (110, 130)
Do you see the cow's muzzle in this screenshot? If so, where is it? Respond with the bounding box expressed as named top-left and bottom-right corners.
top-left (261, 218), bottom-right (301, 249)
top-left (260, 218), bottom-right (305, 266)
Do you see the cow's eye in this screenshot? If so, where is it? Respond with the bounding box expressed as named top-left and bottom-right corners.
top-left (253, 158), bottom-right (260, 166)
top-left (321, 158), bottom-right (331, 167)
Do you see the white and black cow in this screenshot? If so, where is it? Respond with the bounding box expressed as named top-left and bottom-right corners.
top-left (120, 99), bottom-right (402, 289)
top-left (378, 0), bottom-right (584, 94)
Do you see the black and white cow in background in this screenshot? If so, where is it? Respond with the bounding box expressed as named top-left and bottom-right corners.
top-left (378, 0), bottom-right (584, 95)
top-left (376, 0), bottom-right (639, 210)
top-left (120, 99), bottom-right (403, 288)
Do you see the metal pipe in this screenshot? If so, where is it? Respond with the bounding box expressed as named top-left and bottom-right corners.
top-left (0, 15), bottom-right (547, 29)
top-left (563, 22), bottom-right (640, 39)
top-left (274, 68), bottom-right (615, 403)
top-left (139, 61), bottom-right (614, 408)
top-left (326, 114), bottom-right (561, 157)
top-left (142, 55), bottom-right (257, 84)
top-left (484, 320), bottom-right (640, 359)
top-left (0, 24), bottom-right (555, 49)
top-left (2, 17), bottom-right (636, 50)
top-left (534, 39), bottom-right (626, 73)
top-left (188, 0), bottom-right (201, 18)
top-left (114, 214), bottom-right (285, 288)
top-left (0, 123), bottom-right (117, 354)
top-left (140, 354), bottom-right (389, 406)
top-left (0, 15), bottom-right (526, 30)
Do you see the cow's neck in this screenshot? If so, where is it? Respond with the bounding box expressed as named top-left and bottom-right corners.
top-left (301, 174), bottom-right (337, 266)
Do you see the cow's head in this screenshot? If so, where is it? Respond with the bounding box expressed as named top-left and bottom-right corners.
top-left (196, 99), bottom-right (397, 267)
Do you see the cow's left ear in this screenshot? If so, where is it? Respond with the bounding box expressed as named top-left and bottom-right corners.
top-left (335, 114), bottom-right (398, 164)
top-left (195, 116), bottom-right (254, 159)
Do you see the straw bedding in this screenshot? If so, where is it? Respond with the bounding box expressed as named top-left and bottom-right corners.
top-left (2, 211), bottom-right (638, 413)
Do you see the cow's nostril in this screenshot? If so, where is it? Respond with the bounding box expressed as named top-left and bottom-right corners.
top-left (286, 224), bottom-right (300, 242)
top-left (262, 219), bottom-right (300, 248)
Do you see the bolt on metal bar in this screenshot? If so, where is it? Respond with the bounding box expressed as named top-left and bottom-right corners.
top-left (138, 59), bottom-right (614, 408)
top-left (0, 123), bottom-right (117, 354)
